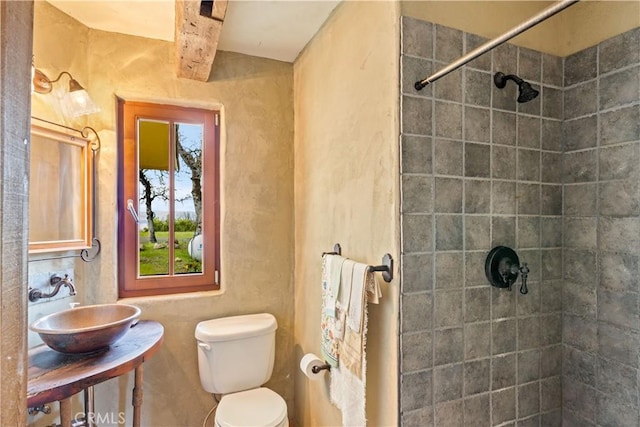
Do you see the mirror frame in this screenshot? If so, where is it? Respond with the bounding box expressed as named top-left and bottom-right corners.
top-left (29, 124), bottom-right (93, 253)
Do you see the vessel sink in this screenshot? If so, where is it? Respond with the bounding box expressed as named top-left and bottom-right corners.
top-left (29, 304), bottom-right (141, 354)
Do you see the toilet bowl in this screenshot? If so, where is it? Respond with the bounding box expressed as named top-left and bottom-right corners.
top-left (195, 313), bottom-right (288, 427)
top-left (214, 387), bottom-right (288, 427)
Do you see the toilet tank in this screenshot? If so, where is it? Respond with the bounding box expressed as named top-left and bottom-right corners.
top-left (195, 313), bottom-right (277, 394)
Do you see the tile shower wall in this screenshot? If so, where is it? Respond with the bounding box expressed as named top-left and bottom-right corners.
top-left (561, 27), bottom-right (640, 427)
top-left (399, 17), bottom-right (563, 426)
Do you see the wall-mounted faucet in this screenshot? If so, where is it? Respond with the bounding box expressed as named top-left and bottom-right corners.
top-left (28, 274), bottom-right (77, 302)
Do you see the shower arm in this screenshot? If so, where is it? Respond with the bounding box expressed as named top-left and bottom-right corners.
top-left (494, 73), bottom-right (524, 88)
top-left (414, 0), bottom-right (579, 90)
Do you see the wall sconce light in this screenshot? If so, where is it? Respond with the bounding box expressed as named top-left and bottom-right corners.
top-left (32, 68), bottom-right (100, 117)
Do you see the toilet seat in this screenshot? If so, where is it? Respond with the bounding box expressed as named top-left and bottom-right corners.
top-left (215, 387), bottom-right (288, 427)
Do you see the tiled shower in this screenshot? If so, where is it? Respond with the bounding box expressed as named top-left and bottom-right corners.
top-left (399, 17), bottom-right (639, 427)
top-left (561, 28), bottom-right (640, 427)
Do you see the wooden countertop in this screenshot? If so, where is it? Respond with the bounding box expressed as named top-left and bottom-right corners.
top-left (28, 320), bottom-right (164, 408)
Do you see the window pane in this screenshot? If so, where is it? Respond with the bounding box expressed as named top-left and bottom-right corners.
top-left (137, 119), bottom-right (170, 277)
top-left (174, 123), bottom-right (203, 275)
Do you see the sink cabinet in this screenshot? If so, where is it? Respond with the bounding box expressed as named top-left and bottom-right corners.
top-left (28, 320), bottom-right (163, 426)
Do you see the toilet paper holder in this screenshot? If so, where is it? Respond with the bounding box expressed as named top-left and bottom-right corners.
top-left (312, 362), bottom-right (331, 374)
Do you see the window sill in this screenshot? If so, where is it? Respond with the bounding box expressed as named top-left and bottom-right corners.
top-left (118, 287), bottom-right (225, 305)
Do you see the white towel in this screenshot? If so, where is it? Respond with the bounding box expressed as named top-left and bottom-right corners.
top-left (347, 262), bottom-right (368, 333)
top-left (339, 260), bottom-right (355, 309)
top-left (331, 365), bottom-right (367, 427)
top-left (328, 257), bottom-right (383, 427)
top-left (335, 260), bottom-right (355, 341)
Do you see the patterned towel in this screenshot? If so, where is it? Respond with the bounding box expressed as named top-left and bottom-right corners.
top-left (326, 255), bottom-right (346, 317)
top-left (321, 254), bottom-right (342, 367)
top-left (341, 269), bottom-right (377, 378)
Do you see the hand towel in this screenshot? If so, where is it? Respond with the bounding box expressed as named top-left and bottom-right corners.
top-left (342, 269), bottom-right (377, 377)
top-left (327, 258), bottom-right (383, 426)
top-left (367, 271), bottom-right (382, 304)
top-left (339, 317), bottom-right (364, 378)
top-left (338, 259), bottom-right (355, 310)
top-left (330, 269), bottom-right (373, 426)
top-left (325, 255), bottom-right (346, 317)
top-left (321, 255), bottom-right (341, 367)
top-left (347, 262), bottom-right (368, 333)
top-left (335, 260), bottom-right (355, 341)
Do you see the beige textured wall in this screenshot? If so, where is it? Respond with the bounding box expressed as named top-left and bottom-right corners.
top-left (31, 3), bottom-right (294, 426)
top-left (401, 0), bottom-right (639, 57)
top-left (293, 1), bottom-right (400, 426)
top-left (558, 0), bottom-right (640, 55)
top-left (31, 1), bottom-right (89, 125)
top-left (29, 4), bottom-right (91, 425)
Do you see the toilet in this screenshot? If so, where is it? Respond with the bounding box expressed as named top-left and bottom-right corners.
top-left (195, 313), bottom-right (289, 427)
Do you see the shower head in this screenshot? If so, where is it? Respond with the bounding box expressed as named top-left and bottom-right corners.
top-left (494, 72), bottom-right (539, 103)
top-left (517, 81), bottom-right (540, 103)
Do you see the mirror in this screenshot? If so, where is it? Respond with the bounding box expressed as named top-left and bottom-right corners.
top-left (29, 124), bottom-right (93, 253)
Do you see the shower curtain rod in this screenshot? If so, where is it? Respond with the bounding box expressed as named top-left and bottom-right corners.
top-left (414, 0), bottom-right (579, 90)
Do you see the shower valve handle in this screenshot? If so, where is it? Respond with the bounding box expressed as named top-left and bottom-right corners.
top-left (519, 263), bottom-right (529, 295)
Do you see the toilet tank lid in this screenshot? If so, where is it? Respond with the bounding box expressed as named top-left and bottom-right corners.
top-left (195, 313), bottom-right (277, 342)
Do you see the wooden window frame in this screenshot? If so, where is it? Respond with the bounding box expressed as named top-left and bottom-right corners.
top-left (118, 100), bottom-right (220, 297)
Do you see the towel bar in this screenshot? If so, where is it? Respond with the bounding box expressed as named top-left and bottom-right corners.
top-left (370, 253), bottom-right (394, 283)
top-left (321, 243), bottom-right (342, 257)
top-left (321, 243), bottom-right (394, 283)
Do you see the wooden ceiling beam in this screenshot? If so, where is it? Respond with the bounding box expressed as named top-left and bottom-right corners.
top-left (211, 0), bottom-right (228, 21)
top-left (175, 0), bottom-right (228, 82)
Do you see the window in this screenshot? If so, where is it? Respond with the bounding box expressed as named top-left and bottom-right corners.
top-left (118, 100), bottom-right (220, 297)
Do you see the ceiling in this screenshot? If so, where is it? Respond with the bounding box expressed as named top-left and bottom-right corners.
top-left (46, 0), bottom-right (341, 63)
